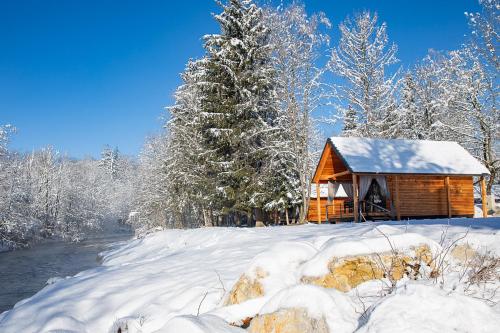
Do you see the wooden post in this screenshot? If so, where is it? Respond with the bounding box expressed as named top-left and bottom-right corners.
top-left (327, 181), bottom-right (336, 222)
top-left (352, 174), bottom-right (358, 223)
top-left (395, 176), bottom-right (401, 221)
top-left (332, 195), bottom-right (335, 220)
top-left (316, 182), bottom-right (321, 224)
top-left (481, 176), bottom-right (487, 218)
top-left (445, 176), bottom-right (451, 218)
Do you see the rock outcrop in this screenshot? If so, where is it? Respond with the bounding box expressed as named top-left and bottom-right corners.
top-left (450, 243), bottom-right (477, 263)
top-left (225, 268), bottom-right (267, 305)
top-left (302, 244), bottom-right (435, 292)
top-left (247, 308), bottom-right (329, 333)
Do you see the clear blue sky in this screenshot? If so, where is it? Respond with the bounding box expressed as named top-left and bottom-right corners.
top-left (0, 0), bottom-right (481, 158)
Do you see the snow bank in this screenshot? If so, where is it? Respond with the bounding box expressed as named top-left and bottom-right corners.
top-left (240, 240), bottom-right (317, 295)
top-left (159, 314), bottom-right (244, 333)
top-left (257, 284), bottom-right (358, 333)
top-left (301, 233), bottom-right (441, 277)
top-left (0, 218), bottom-right (499, 332)
top-left (358, 283), bottom-right (500, 333)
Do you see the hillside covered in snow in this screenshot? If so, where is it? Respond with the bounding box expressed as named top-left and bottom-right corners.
top-left (1, 218), bottom-right (499, 333)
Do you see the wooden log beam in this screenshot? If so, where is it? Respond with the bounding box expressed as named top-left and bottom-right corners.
top-left (321, 170), bottom-right (351, 180)
top-left (316, 182), bottom-right (321, 224)
top-left (395, 175), bottom-right (401, 221)
top-left (353, 174), bottom-right (359, 223)
top-left (445, 176), bottom-right (451, 218)
top-left (481, 176), bottom-right (487, 218)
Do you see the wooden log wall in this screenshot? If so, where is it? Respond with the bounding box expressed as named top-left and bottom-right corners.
top-left (386, 175), bottom-right (474, 218)
top-left (307, 175), bottom-right (475, 222)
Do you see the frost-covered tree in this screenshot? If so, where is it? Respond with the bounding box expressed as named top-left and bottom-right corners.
top-left (329, 11), bottom-right (399, 137)
top-left (0, 139), bottom-right (137, 249)
top-left (265, 3), bottom-right (330, 223)
top-left (0, 124), bottom-right (15, 158)
top-left (100, 145), bottom-right (120, 180)
top-left (165, 59), bottom-right (210, 228)
top-left (396, 74), bottom-right (420, 139)
top-left (465, 0), bottom-right (499, 72)
top-left (397, 51), bottom-right (450, 141)
top-left (463, 0), bottom-right (499, 194)
top-left (133, 134), bottom-right (172, 229)
top-left (438, 48), bottom-right (499, 194)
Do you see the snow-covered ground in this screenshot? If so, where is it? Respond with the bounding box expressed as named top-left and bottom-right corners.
top-left (1, 218), bottom-right (499, 332)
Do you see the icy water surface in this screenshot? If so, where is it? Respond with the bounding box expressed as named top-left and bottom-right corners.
top-left (0, 229), bottom-right (133, 313)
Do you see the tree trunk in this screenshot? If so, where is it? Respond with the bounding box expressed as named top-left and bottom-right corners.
top-left (202, 207), bottom-right (213, 227)
top-left (255, 208), bottom-right (265, 227)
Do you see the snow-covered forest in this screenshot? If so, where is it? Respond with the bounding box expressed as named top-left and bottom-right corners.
top-left (1, 0), bottom-right (498, 248)
top-left (0, 126), bottom-right (136, 249)
top-left (133, 0), bottom-right (499, 229)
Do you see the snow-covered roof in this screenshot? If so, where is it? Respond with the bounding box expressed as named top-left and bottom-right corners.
top-left (328, 137), bottom-right (490, 176)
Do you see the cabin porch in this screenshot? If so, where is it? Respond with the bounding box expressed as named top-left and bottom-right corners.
top-left (308, 173), bottom-right (486, 223)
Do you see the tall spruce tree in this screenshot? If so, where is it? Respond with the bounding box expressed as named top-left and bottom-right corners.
top-left (198, 0), bottom-right (279, 220)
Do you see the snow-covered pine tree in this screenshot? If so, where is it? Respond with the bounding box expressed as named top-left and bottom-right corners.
top-left (166, 59), bottom-right (213, 228)
top-left (198, 0), bottom-right (280, 221)
top-left (398, 73), bottom-right (422, 139)
top-left (329, 11), bottom-right (399, 138)
top-left (342, 105), bottom-right (358, 135)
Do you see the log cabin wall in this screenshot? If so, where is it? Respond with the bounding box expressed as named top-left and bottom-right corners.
top-left (386, 175), bottom-right (475, 218)
top-left (307, 175), bottom-right (475, 222)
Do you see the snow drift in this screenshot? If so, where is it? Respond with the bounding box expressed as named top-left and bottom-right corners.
top-left (0, 218), bottom-right (499, 332)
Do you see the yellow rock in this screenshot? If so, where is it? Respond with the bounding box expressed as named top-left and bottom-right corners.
top-left (225, 267), bottom-right (267, 305)
top-left (450, 244), bottom-right (477, 263)
top-left (247, 308), bottom-right (329, 333)
top-left (302, 245), bottom-right (434, 292)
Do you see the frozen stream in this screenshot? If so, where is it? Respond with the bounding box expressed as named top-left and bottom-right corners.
top-left (0, 229), bottom-right (133, 313)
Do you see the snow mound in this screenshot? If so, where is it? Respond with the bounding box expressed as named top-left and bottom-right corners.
top-left (300, 233), bottom-right (441, 277)
top-left (358, 283), bottom-right (500, 333)
top-left (225, 240), bottom-right (318, 306)
top-left (361, 225), bottom-right (403, 238)
top-left (245, 241), bottom-right (318, 293)
top-left (257, 284), bottom-right (358, 333)
top-left (158, 314), bottom-right (244, 333)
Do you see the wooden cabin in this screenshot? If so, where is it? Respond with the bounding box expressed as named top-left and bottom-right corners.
top-left (308, 137), bottom-right (490, 223)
